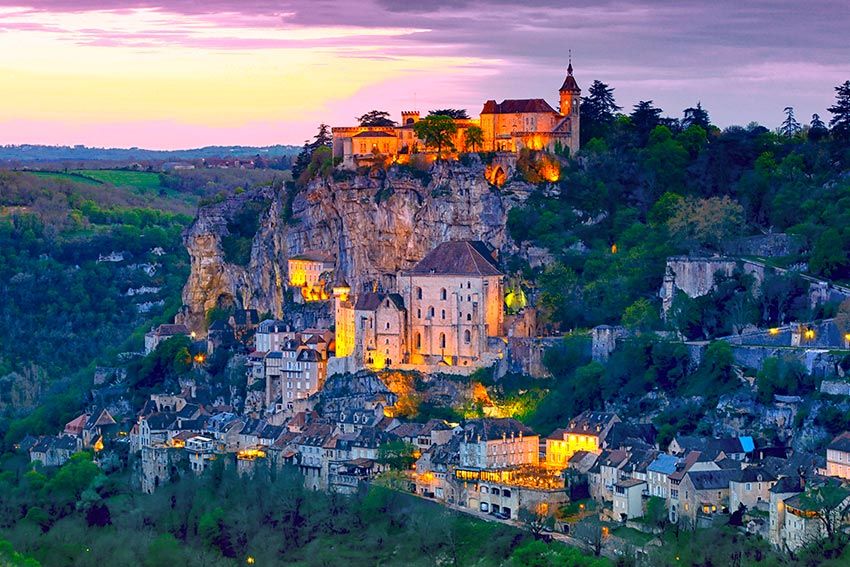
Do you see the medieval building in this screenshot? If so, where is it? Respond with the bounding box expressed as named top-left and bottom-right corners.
top-left (331, 64), bottom-right (581, 168)
top-left (330, 240), bottom-right (505, 373)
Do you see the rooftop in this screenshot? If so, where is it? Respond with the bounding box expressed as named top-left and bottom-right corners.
top-left (406, 240), bottom-right (501, 277)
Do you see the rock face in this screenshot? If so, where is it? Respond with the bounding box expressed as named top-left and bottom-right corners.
top-left (179, 161), bottom-right (533, 334)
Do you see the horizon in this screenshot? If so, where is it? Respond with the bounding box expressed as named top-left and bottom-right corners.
top-left (1, 1), bottom-right (848, 149)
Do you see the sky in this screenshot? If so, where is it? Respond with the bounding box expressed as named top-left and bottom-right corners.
top-left (0, 1), bottom-right (847, 149)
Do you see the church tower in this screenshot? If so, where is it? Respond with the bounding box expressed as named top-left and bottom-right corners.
top-left (558, 56), bottom-right (581, 154)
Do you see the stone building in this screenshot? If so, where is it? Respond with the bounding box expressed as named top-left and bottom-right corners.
top-left (458, 418), bottom-right (539, 470)
top-left (288, 253), bottom-right (334, 303)
top-left (826, 431), bottom-right (850, 479)
top-left (144, 323), bottom-right (190, 354)
top-left (331, 63), bottom-right (581, 168)
top-left (331, 240), bottom-right (506, 373)
top-left (545, 411), bottom-right (620, 468)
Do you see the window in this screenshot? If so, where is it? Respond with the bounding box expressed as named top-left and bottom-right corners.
top-left (428, 306), bottom-right (435, 317)
top-left (415, 333), bottom-right (421, 349)
top-left (416, 287), bottom-right (423, 300)
top-left (386, 322), bottom-right (390, 330)
top-left (439, 333), bottom-right (446, 349)
top-left (464, 330), bottom-right (471, 344)
top-left (466, 313), bottom-right (471, 321)
top-left (440, 288), bottom-right (447, 300)
top-left (417, 308), bottom-right (421, 318)
top-left (467, 281), bottom-right (471, 289)
top-left (441, 309), bottom-right (446, 319)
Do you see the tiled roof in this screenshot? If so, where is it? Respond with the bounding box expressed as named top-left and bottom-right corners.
top-left (407, 241), bottom-right (501, 277)
top-left (290, 252), bottom-right (335, 263)
top-left (352, 131), bottom-right (395, 138)
top-left (686, 469), bottom-right (739, 491)
top-left (563, 411), bottom-right (619, 436)
top-left (828, 431), bottom-right (850, 453)
top-left (480, 98), bottom-right (558, 115)
top-left (354, 292), bottom-right (405, 312)
top-left (559, 64), bottom-right (580, 92)
top-left (154, 324), bottom-right (189, 336)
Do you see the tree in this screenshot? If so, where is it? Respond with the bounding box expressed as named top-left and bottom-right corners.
top-left (621, 298), bottom-right (659, 333)
top-left (357, 110), bottom-right (397, 127)
top-left (518, 505), bottom-right (555, 538)
top-left (630, 101), bottom-right (663, 145)
top-left (645, 496), bottom-right (668, 531)
top-left (810, 113), bottom-right (829, 141)
top-left (413, 114), bottom-right (458, 160)
top-left (377, 440), bottom-right (417, 470)
top-left (682, 102), bottom-right (711, 130)
top-left (580, 80), bottom-right (622, 144)
top-left (797, 485), bottom-right (850, 542)
top-left (667, 196), bottom-right (744, 252)
top-left (464, 125), bottom-right (484, 152)
top-left (779, 106), bottom-right (802, 137)
top-left (827, 80), bottom-right (850, 143)
top-left (428, 108), bottom-right (469, 119)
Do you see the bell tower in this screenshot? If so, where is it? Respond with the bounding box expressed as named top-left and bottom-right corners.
top-left (558, 54), bottom-right (581, 117)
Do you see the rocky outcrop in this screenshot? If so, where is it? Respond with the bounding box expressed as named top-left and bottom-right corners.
top-left (178, 161), bottom-right (535, 334)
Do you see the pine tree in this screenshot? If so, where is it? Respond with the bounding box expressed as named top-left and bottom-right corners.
top-left (779, 106), bottom-right (801, 137)
top-left (827, 80), bottom-right (850, 143)
top-left (579, 80), bottom-right (621, 145)
top-left (630, 100), bottom-right (663, 144)
top-left (809, 113), bottom-right (829, 142)
top-left (682, 102), bottom-right (711, 130)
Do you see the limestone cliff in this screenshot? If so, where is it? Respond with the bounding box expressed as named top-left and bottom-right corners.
top-left (178, 160), bottom-right (533, 334)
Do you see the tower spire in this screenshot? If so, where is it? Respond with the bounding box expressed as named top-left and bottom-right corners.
top-left (568, 49), bottom-right (573, 75)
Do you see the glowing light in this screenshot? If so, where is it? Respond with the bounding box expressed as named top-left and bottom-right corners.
top-left (610, 243), bottom-right (617, 254)
top-left (194, 353), bottom-right (206, 364)
top-left (844, 333), bottom-right (850, 342)
top-left (505, 288), bottom-right (528, 312)
top-left (190, 331), bottom-right (196, 339)
top-left (804, 329), bottom-right (815, 340)
top-left (246, 557), bottom-right (255, 565)
top-left (237, 448), bottom-right (267, 461)
top-left (93, 436), bottom-right (104, 452)
top-left (484, 164), bottom-right (507, 187)
top-left (769, 328), bottom-right (780, 335)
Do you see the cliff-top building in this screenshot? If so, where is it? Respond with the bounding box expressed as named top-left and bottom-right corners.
top-left (331, 240), bottom-right (505, 374)
top-left (331, 63), bottom-right (580, 168)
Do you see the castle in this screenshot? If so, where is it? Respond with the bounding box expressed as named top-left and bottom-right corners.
top-left (331, 63), bottom-right (581, 168)
top-left (330, 241), bottom-right (506, 374)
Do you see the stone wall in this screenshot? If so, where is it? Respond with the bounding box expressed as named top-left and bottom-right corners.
top-left (722, 234), bottom-right (804, 258)
top-left (503, 337), bottom-right (561, 378)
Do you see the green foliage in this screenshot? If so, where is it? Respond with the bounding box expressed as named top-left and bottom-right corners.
top-left (413, 114), bottom-right (458, 159)
top-left (127, 335), bottom-right (192, 395)
top-left (756, 356), bottom-right (814, 403)
top-left (377, 440), bottom-right (417, 470)
top-left (220, 199), bottom-right (271, 266)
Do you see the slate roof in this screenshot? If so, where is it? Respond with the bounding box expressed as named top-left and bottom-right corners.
top-left (462, 418), bottom-right (535, 442)
top-left (647, 454), bottom-right (679, 476)
top-left (828, 431), bottom-right (850, 453)
top-left (480, 98), bottom-right (558, 115)
top-left (257, 319), bottom-right (289, 333)
top-left (685, 469), bottom-right (740, 491)
top-left (733, 467), bottom-right (777, 484)
top-left (354, 292), bottom-right (405, 311)
top-left (562, 411), bottom-right (619, 436)
top-left (407, 241), bottom-right (501, 277)
top-left (297, 349), bottom-right (323, 363)
top-left (559, 64), bottom-right (580, 92)
top-left (152, 324), bottom-right (189, 336)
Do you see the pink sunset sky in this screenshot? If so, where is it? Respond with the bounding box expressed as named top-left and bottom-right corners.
top-left (0, 0), bottom-right (848, 149)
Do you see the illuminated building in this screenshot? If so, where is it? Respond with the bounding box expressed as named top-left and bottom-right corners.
top-left (826, 431), bottom-right (850, 480)
top-left (288, 252), bottom-right (334, 304)
top-left (331, 62), bottom-right (581, 169)
top-left (545, 411), bottom-right (620, 468)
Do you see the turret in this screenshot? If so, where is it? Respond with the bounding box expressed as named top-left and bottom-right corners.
top-left (401, 111), bottom-right (420, 126)
top-left (559, 61), bottom-right (581, 117)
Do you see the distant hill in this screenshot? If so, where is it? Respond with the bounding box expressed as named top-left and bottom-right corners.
top-left (0, 144), bottom-right (300, 163)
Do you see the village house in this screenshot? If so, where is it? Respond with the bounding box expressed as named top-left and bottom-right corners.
top-left (646, 453), bottom-right (679, 499)
top-left (186, 435), bottom-right (220, 475)
top-left (768, 476), bottom-right (805, 548)
top-left (458, 418), bottom-right (539, 470)
top-left (588, 449), bottom-right (628, 503)
top-left (546, 411), bottom-right (620, 468)
top-left (825, 431), bottom-right (850, 479)
top-left (140, 443), bottom-right (185, 493)
top-left (144, 323), bottom-right (191, 354)
top-left (678, 469), bottom-right (740, 525)
top-left (729, 467), bottom-right (777, 512)
top-left (29, 435), bottom-right (80, 467)
top-left (613, 478), bottom-right (647, 521)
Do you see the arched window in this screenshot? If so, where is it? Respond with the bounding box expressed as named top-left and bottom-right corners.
top-left (428, 306), bottom-right (435, 318)
top-left (385, 322), bottom-right (390, 330)
top-left (466, 313), bottom-right (471, 321)
top-left (416, 287), bottom-right (423, 300)
top-left (439, 333), bottom-right (446, 349)
top-left (440, 288), bottom-right (447, 300)
top-left (467, 281), bottom-right (471, 289)
top-left (441, 309), bottom-right (446, 319)
top-left (415, 333), bottom-right (421, 349)
top-left (464, 329), bottom-right (471, 344)
top-left (417, 308), bottom-right (421, 318)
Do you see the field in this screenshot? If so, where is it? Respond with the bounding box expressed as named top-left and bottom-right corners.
top-left (73, 169), bottom-right (164, 190)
